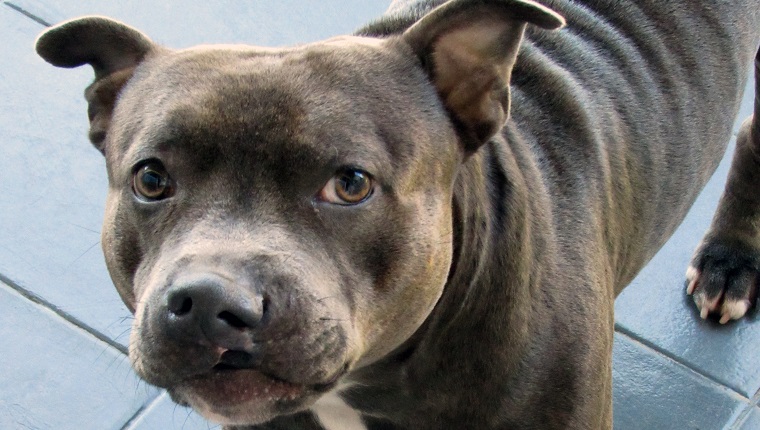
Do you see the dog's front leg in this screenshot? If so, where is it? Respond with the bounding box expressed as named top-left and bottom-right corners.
top-left (686, 53), bottom-right (760, 323)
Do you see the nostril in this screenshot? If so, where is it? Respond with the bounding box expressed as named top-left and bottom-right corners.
top-left (168, 294), bottom-right (193, 316)
top-left (262, 295), bottom-right (270, 316)
top-left (218, 311), bottom-right (249, 329)
top-left (162, 277), bottom-right (265, 349)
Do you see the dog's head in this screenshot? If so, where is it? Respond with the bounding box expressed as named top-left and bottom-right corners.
top-left (36, 0), bottom-right (562, 425)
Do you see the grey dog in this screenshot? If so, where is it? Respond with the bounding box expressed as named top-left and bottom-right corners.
top-left (35, 0), bottom-right (760, 428)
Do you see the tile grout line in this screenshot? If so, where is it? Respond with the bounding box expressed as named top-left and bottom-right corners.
top-left (615, 328), bottom-right (758, 430)
top-left (728, 388), bottom-right (760, 430)
top-left (3, 1), bottom-right (51, 26)
top-left (614, 324), bottom-right (749, 401)
top-left (0, 272), bottom-right (128, 355)
top-left (119, 391), bottom-right (165, 430)
top-left (729, 408), bottom-right (751, 430)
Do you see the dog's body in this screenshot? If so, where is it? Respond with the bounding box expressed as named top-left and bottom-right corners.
top-left (35, 0), bottom-right (760, 429)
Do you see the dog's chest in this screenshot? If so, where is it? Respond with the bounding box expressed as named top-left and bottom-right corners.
top-left (311, 387), bottom-right (367, 430)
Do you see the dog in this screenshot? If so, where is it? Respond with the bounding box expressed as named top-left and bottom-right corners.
top-left (35, 0), bottom-right (760, 428)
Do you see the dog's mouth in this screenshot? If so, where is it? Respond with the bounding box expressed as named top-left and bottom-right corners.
top-left (169, 351), bottom-right (347, 424)
top-left (184, 367), bottom-right (305, 404)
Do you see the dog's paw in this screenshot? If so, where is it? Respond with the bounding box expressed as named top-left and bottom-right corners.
top-left (686, 239), bottom-right (760, 323)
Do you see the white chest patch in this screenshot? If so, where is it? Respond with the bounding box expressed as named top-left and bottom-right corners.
top-left (311, 387), bottom-right (367, 430)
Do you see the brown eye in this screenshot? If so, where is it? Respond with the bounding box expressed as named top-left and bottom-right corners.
top-left (319, 169), bottom-right (373, 205)
top-left (132, 162), bottom-right (174, 201)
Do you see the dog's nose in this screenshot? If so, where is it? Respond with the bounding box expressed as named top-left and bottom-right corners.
top-left (161, 274), bottom-right (264, 352)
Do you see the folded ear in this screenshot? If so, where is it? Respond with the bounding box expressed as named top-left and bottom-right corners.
top-left (402, 0), bottom-right (564, 152)
top-left (36, 16), bottom-right (156, 152)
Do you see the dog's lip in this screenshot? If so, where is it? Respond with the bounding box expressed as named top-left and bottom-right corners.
top-left (177, 364), bottom-right (348, 408)
top-left (181, 368), bottom-right (307, 405)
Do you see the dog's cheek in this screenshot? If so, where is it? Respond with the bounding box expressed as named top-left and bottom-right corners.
top-left (102, 192), bottom-right (143, 312)
top-left (355, 196), bottom-right (453, 364)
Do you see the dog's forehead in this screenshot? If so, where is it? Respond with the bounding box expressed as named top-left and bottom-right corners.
top-left (109, 34), bottom-right (438, 171)
top-left (135, 34), bottom-right (405, 113)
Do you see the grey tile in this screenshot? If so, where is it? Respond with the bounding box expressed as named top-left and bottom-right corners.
top-left (0, 4), bottom-right (132, 344)
top-left (613, 334), bottom-right (747, 430)
top-left (125, 393), bottom-right (216, 430)
top-left (736, 407), bottom-right (760, 430)
top-left (615, 138), bottom-right (760, 398)
top-left (0, 281), bottom-right (158, 430)
top-left (8, 0), bottom-right (391, 47)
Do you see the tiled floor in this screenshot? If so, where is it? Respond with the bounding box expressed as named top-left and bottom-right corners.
top-left (2, 1), bottom-right (759, 429)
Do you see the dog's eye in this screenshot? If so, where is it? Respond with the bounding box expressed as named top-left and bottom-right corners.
top-left (132, 161), bottom-right (174, 201)
top-left (319, 169), bottom-right (374, 205)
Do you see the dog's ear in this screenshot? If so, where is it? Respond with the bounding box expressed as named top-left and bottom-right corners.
top-left (402, 0), bottom-right (564, 152)
top-left (36, 16), bottom-right (155, 153)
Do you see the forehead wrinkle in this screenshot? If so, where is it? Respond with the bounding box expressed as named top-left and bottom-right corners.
top-left (113, 38), bottom-right (434, 184)
top-left (150, 68), bottom-right (307, 145)
top-left (299, 94), bottom-right (389, 176)
top-left (291, 51), bottom-right (413, 179)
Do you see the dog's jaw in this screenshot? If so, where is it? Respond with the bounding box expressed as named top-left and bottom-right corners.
top-left (173, 370), bottom-right (319, 426)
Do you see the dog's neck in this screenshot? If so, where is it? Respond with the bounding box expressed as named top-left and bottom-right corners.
top-left (343, 134), bottom-right (557, 425)
top-left (421, 133), bottom-right (554, 355)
